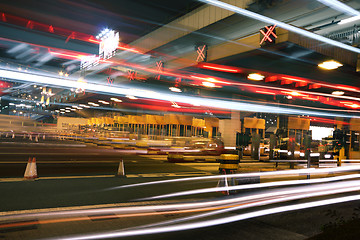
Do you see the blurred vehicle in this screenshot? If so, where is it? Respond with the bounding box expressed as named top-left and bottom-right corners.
top-left (273, 140), bottom-right (302, 159)
top-left (185, 137), bottom-right (224, 155)
top-left (243, 139), bottom-right (269, 156)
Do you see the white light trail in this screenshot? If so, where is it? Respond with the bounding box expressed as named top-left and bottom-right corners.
top-left (1, 69), bottom-right (359, 118)
top-left (4, 179), bottom-right (360, 235)
top-left (199, 0), bottom-right (360, 54)
top-left (144, 174), bottom-right (360, 200)
top-left (338, 15), bottom-right (360, 24)
top-left (126, 182), bottom-right (360, 231)
top-left (53, 194), bottom-right (360, 240)
top-left (317, 0), bottom-right (360, 16)
top-left (110, 165), bottom-right (360, 190)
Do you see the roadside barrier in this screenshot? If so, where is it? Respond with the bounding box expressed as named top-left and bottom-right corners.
top-left (219, 154), bottom-right (239, 174)
top-left (167, 153), bottom-right (185, 162)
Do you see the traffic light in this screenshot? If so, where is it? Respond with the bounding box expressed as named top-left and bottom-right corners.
top-left (236, 132), bottom-right (251, 147)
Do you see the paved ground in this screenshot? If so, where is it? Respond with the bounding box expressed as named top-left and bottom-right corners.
top-left (1, 138), bottom-right (358, 240)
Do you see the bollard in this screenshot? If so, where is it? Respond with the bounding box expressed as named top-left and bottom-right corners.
top-left (219, 154), bottom-right (239, 174)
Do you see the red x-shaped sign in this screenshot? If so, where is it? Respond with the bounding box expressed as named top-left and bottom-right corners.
top-left (128, 70), bottom-right (136, 81)
top-left (260, 25), bottom-right (277, 44)
top-left (107, 77), bottom-right (114, 85)
top-left (156, 61), bottom-right (163, 72)
top-left (196, 45), bottom-right (206, 62)
top-left (155, 61), bottom-right (163, 80)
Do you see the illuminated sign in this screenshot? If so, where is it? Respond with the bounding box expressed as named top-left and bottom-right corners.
top-left (80, 29), bottom-right (119, 70)
top-left (99, 30), bottom-right (119, 59)
top-left (128, 70), bottom-right (136, 81)
top-left (196, 44), bottom-right (207, 62)
top-left (80, 55), bottom-right (99, 70)
top-left (107, 77), bottom-right (114, 85)
top-left (260, 25), bottom-right (277, 45)
top-left (155, 61), bottom-right (163, 80)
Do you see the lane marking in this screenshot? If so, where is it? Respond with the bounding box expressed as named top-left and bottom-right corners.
top-left (0, 175), bottom-right (115, 182)
top-left (0, 172), bottom-right (213, 182)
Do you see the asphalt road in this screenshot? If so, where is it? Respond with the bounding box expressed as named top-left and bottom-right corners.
top-left (2, 138), bottom-right (359, 240)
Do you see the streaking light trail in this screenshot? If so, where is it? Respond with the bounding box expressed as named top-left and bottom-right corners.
top-left (143, 174), bottom-right (360, 200)
top-left (53, 194), bottom-right (360, 240)
top-left (110, 166), bottom-right (360, 190)
top-left (199, 0), bottom-right (360, 54)
top-left (316, 0), bottom-right (360, 16)
top-left (1, 69), bottom-right (359, 119)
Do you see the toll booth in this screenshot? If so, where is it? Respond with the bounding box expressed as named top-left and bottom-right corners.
top-left (204, 117), bottom-right (218, 139)
top-left (287, 117), bottom-right (310, 146)
top-left (286, 117), bottom-right (310, 159)
top-left (243, 117), bottom-right (265, 160)
top-left (350, 118), bottom-right (360, 159)
top-left (243, 117), bottom-right (265, 137)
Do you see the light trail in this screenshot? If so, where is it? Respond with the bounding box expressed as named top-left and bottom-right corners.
top-left (125, 181), bottom-right (360, 230)
top-left (51, 193), bottom-right (360, 240)
top-left (143, 173), bottom-right (360, 200)
top-left (2, 179), bottom-right (360, 234)
top-left (109, 165), bottom-right (360, 190)
top-left (3, 173), bottom-right (360, 223)
top-left (199, 0), bottom-right (360, 54)
top-left (316, 0), bottom-right (360, 16)
top-left (2, 69), bottom-right (359, 118)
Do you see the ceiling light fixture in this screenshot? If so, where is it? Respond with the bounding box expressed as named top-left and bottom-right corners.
top-left (202, 82), bottom-right (216, 88)
top-left (318, 60), bottom-right (343, 70)
top-left (98, 100), bottom-right (110, 104)
top-left (110, 98), bottom-right (122, 102)
top-left (126, 95), bottom-right (138, 100)
top-left (79, 104), bottom-right (91, 108)
top-left (169, 87), bottom-right (182, 93)
top-left (88, 102), bottom-right (100, 107)
top-left (248, 73), bottom-right (265, 81)
top-left (332, 91), bottom-right (344, 96)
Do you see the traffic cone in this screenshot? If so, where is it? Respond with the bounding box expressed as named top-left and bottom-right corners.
top-left (217, 174), bottom-right (229, 196)
top-left (24, 157), bottom-right (38, 179)
top-left (116, 160), bottom-right (126, 177)
top-left (24, 157), bottom-right (32, 178)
